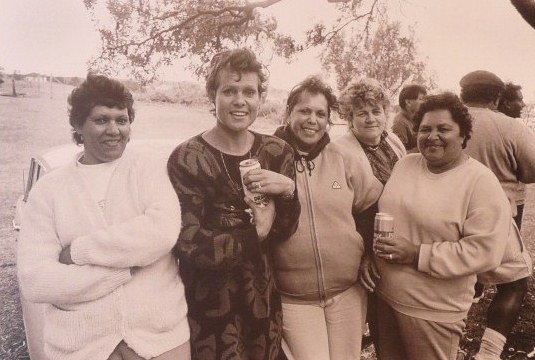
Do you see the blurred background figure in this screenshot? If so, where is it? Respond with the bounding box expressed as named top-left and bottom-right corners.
top-left (497, 82), bottom-right (527, 229)
top-left (17, 73), bottom-right (190, 360)
top-left (391, 84), bottom-right (427, 153)
top-left (498, 82), bottom-right (526, 119)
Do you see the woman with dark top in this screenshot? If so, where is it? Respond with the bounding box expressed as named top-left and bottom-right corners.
top-left (272, 76), bottom-right (382, 359)
top-left (167, 48), bottom-right (300, 360)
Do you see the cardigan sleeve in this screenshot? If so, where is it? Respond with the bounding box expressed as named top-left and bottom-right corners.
top-left (418, 174), bottom-right (510, 278)
top-left (17, 181), bottom-right (132, 305)
top-left (69, 156), bottom-right (181, 268)
top-left (268, 142), bottom-right (300, 243)
top-left (167, 144), bottom-right (261, 271)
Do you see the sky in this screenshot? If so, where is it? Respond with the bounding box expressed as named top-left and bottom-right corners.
top-left (1, 0), bottom-right (535, 102)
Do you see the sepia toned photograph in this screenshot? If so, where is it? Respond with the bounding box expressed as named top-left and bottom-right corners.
top-left (1, 1), bottom-right (534, 359)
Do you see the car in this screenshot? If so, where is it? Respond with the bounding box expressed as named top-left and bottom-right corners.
top-left (14, 139), bottom-right (181, 360)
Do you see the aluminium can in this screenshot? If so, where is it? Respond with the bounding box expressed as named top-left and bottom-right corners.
top-left (239, 158), bottom-right (267, 205)
top-left (373, 212), bottom-right (394, 249)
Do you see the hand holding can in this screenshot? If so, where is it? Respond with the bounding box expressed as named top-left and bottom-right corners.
top-left (240, 159), bottom-right (269, 207)
top-left (373, 213), bottom-right (394, 254)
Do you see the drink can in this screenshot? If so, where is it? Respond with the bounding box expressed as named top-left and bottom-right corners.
top-left (239, 158), bottom-right (267, 206)
top-left (373, 213), bottom-right (394, 249)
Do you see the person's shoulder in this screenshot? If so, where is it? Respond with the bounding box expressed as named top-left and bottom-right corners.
top-left (123, 147), bottom-right (168, 174)
top-left (330, 133), bottom-right (355, 154)
top-left (483, 110), bottom-right (533, 138)
top-left (332, 130), bottom-right (356, 147)
top-left (385, 131), bottom-right (407, 153)
top-left (169, 134), bottom-right (206, 159)
top-left (255, 132), bottom-right (294, 155)
top-left (491, 110), bottom-right (522, 125)
top-left (468, 107), bottom-right (511, 124)
top-left (465, 157), bottom-right (505, 191)
top-left (466, 157), bottom-right (501, 177)
top-left (495, 112), bottom-right (533, 133)
top-left (257, 132), bottom-right (289, 146)
top-left (322, 141), bottom-right (347, 159)
top-left (395, 153), bottom-right (422, 168)
top-left (392, 111), bottom-right (410, 125)
top-left (327, 140), bottom-right (369, 171)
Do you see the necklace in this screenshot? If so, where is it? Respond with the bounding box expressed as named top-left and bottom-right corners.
top-left (363, 143), bottom-right (380, 152)
top-left (219, 150), bottom-right (252, 192)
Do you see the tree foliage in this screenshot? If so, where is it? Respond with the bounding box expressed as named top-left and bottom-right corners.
top-left (321, 11), bottom-right (435, 95)
top-left (83, 0), bottom-right (385, 84)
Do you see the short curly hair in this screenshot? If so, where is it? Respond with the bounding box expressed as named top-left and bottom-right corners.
top-left (68, 73), bottom-right (134, 145)
top-left (285, 76), bottom-right (337, 124)
top-left (412, 92), bottom-right (472, 149)
top-left (338, 77), bottom-right (390, 121)
top-left (205, 48), bottom-right (268, 105)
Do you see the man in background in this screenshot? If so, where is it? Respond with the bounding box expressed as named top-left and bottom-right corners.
top-left (460, 70), bottom-right (534, 360)
top-left (391, 84), bottom-right (427, 153)
top-left (498, 82), bottom-right (527, 229)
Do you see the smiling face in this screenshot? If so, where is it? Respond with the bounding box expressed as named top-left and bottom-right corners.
top-left (288, 91), bottom-right (329, 152)
top-left (417, 109), bottom-right (466, 172)
top-left (75, 105), bottom-right (131, 164)
top-left (214, 68), bottom-right (261, 134)
top-left (350, 103), bottom-right (387, 145)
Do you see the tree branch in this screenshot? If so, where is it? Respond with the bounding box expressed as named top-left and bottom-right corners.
top-left (107, 1), bottom-right (282, 52)
top-left (307, 0), bottom-right (380, 49)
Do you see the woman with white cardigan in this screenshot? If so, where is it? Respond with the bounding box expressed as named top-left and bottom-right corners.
top-left (17, 74), bottom-right (190, 360)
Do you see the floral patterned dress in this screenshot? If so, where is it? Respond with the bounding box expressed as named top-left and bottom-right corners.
top-left (167, 132), bottom-right (299, 360)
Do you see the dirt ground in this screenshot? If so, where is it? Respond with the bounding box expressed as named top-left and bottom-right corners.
top-left (1, 84), bottom-right (534, 359)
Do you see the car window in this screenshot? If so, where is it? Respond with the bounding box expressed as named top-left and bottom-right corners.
top-left (23, 159), bottom-right (44, 201)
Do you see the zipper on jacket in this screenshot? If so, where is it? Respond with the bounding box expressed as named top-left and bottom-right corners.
top-left (300, 159), bottom-right (328, 305)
